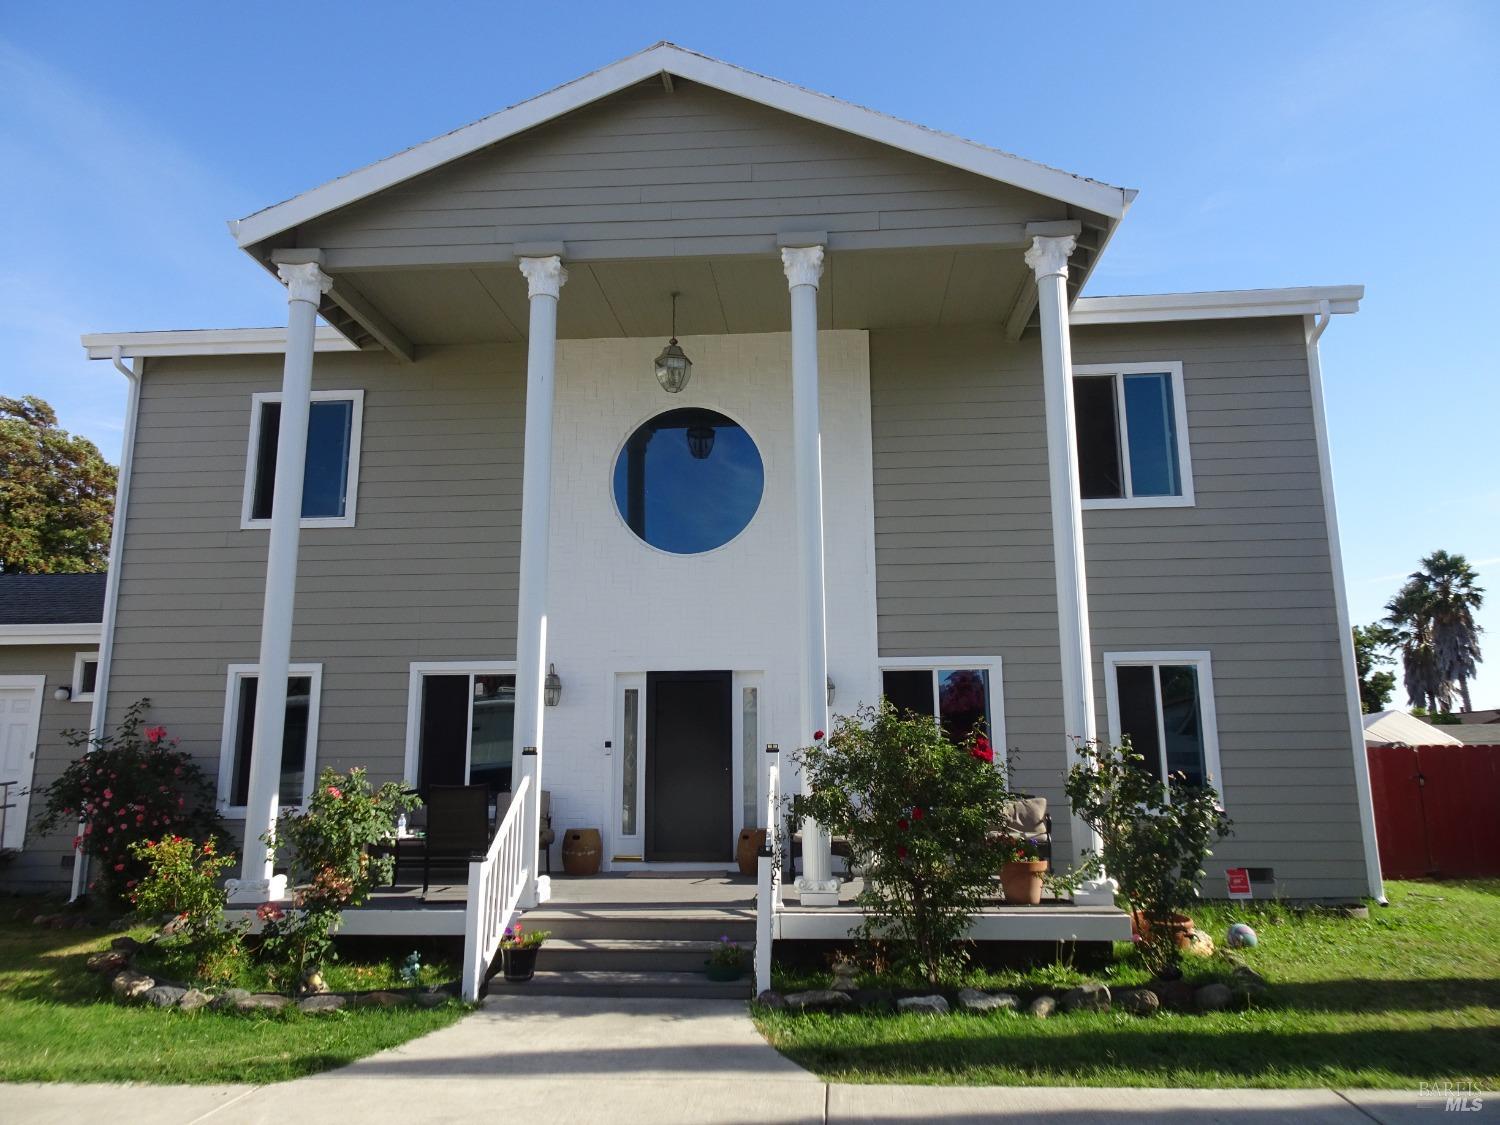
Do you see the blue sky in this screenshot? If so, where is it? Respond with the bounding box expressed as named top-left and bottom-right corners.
top-left (4, 1), bottom-right (1497, 708)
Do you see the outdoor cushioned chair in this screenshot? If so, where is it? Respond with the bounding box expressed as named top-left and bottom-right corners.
top-left (495, 787), bottom-right (556, 875)
top-left (994, 795), bottom-right (1053, 863)
top-left (422, 784), bottom-right (492, 893)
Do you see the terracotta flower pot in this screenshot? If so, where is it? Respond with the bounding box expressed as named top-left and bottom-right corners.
top-left (1001, 859), bottom-right (1048, 905)
top-left (1132, 910), bottom-right (1195, 949)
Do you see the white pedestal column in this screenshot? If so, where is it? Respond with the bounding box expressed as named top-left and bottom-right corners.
top-left (514, 254), bottom-right (566, 908)
top-left (229, 260), bottom-right (331, 902)
top-left (783, 245), bottom-right (839, 907)
top-left (1026, 235), bottom-right (1114, 905)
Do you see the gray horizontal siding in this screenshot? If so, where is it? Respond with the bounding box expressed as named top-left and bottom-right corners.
top-left (103, 343), bottom-right (526, 798)
top-left (298, 80), bottom-right (1065, 263)
top-left (870, 319), bottom-right (1367, 899)
top-left (0, 645), bottom-right (90, 891)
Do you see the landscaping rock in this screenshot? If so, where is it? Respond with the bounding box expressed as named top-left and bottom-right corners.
top-left (1195, 983), bottom-right (1233, 1012)
top-left (755, 989), bottom-right (788, 1010)
top-left (110, 935), bottom-right (143, 954)
top-left (111, 969), bottom-right (155, 1001)
top-left (86, 950), bottom-right (129, 975)
top-left (848, 988), bottom-right (895, 1013)
top-left (352, 990), bottom-right (408, 1009)
top-left (144, 985), bottom-right (187, 1008)
top-left (897, 994), bottom-right (949, 1015)
top-left (829, 958), bottom-right (860, 991)
top-left (211, 988), bottom-right (251, 1011)
top-left (1185, 930), bottom-right (1216, 957)
top-left (783, 989), bottom-right (851, 1012)
top-left (30, 913), bottom-right (54, 927)
top-left (1230, 963), bottom-right (1267, 987)
top-left (298, 994), bottom-right (347, 1014)
top-left (1114, 988), bottom-right (1161, 1017)
top-left (178, 989), bottom-right (212, 1012)
top-left (1151, 979), bottom-right (1197, 1011)
top-left (236, 993), bottom-right (291, 1012)
top-left (956, 988), bottom-right (1019, 1014)
top-left (1027, 994), bottom-right (1057, 1019)
top-left (1061, 982), bottom-right (1111, 1013)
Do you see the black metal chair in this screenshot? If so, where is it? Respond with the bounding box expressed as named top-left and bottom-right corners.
top-left (421, 784), bottom-right (492, 894)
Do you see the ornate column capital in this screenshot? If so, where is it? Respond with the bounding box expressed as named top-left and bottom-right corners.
top-left (518, 255), bottom-right (568, 299)
top-left (1024, 234), bottom-right (1078, 282)
top-left (781, 244), bottom-right (825, 290)
top-left (276, 262), bottom-right (333, 306)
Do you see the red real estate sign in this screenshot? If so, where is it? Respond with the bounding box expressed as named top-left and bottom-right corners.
top-left (1225, 868), bottom-right (1252, 899)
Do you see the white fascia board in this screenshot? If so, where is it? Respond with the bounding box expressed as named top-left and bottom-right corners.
top-left (230, 42), bottom-right (1130, 249)
top-left (0, 623), bottom-right (103, 647)
top-left (1072, 285), bottom-right (1363, 326)
top-left (81, 327), bottom-right (361, 360)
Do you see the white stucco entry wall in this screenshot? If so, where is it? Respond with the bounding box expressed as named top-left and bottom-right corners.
top-left (542, 330), bottom-right (880, 865)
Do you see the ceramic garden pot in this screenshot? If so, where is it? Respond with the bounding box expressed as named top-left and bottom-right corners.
top-left (705, 961), bottom-right (744, 982)
top-left (1000, 859), bottom-right (1048, 905)
top-left (502, 946), bottom-right (540, 982)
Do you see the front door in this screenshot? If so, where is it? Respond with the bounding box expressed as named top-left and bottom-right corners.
top-left (0, 678), bottom-right (45, 852)
top-left (645, 671), bottom-right (732, 861)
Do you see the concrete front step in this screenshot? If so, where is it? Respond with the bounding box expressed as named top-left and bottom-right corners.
top-left (487, 969), bottom-right (754, 1000)
top-left (540, 938), bottom-right (731, 974)
top-left (522, 907), bottom-right (756, 942)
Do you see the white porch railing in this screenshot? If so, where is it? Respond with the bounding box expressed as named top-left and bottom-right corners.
top-left (754, 747), bottom-right (782, 995)
top-left (460, 774), bottom-right (532, 1001)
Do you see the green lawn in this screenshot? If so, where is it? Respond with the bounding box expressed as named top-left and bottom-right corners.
top-left (756, 879), bottom-right (1500, 1089)
top-left (0, 917), bottom-right (467, 1085)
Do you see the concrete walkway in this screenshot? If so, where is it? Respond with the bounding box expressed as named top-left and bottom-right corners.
top-left (4, 998), bottom-right (1463, 1123)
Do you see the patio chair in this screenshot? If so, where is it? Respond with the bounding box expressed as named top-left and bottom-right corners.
top-left (495, 787), bottom-right (556, 875)
top-left (993, 795), bottom-right (1053, 863)
top-left (421, 784), bottom-right (492, 894)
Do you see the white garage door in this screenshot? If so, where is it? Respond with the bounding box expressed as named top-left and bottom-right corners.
top-left (0, 678), bottom-right (45, 852)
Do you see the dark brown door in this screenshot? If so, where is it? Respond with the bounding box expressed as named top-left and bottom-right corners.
top-left (645, 671), bottom-right (733, 861)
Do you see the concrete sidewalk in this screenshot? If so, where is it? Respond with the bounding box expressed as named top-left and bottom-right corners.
top-left (4, 998), bottom-right (1467, 1123)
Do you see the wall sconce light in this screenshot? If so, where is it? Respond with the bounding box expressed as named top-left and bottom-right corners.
top-left (544, 664), bottom-right (562, 708)
top-left (53, 685), bottom-right (72, 702)
top-left (826, 677), bottom-right (835, 707)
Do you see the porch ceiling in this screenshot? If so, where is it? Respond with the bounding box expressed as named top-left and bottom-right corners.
top-left (334, 246), bottom-right (1035, 346)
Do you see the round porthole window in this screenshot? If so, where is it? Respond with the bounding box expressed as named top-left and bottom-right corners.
top-left (611, 408), bottom-right (764, 554)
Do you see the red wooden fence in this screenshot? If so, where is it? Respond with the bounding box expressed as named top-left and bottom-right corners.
top-left (1366, 744), bottom-right (1500, 878)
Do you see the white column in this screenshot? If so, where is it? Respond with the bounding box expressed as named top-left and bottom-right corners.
top-left (1026, 235), bottom-right (1113, 903)
top-left (783, 244), bottom-right (839, 907)
top-left (514, 254), bottom-right (566, 907)
top-left (230, 260), bottom-right (330, 901)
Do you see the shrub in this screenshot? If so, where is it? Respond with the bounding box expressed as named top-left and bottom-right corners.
top-left (259, 767), bottom-right (421, 984)
top-left (1064, 737), bottom-right (1233, 973)
top-left (790, 701), bottom-right (1015, 984)
top-left (37, 699), bottom-right (225, 906)
top-left (128, 835), bottom-right (244, 982)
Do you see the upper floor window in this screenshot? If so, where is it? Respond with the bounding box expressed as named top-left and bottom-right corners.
top-left (1073, 363), bottom-right (1193, 508)
top-left (241, 390), bottom-right (364, 529)
top-left (71, 651), bottom-right (100, 703)
top-left (1103, 651), bottom-right (1222, 796)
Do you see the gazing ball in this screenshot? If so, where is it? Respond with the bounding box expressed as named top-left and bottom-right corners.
top-left (1227, 923), bottom-right (1258, 949)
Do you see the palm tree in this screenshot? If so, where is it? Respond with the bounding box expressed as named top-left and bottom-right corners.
top-left (1385, 551), bottom-right (1485, 713)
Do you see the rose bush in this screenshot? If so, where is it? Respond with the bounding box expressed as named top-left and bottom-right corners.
top-left (128, 834), bottom-right (245, 981)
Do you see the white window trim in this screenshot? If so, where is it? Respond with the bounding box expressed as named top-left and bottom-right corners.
top-left (877, 656), bottom-right (1008, 765)
top-left (240, 389), bottom-right (365, 530)
top-left (217, 662), bottom-right (324, 818)
top-left (1102, 650), bottom-right (1224, 800)
top-left (1073, 361), bottom-right (1194, 509)
top-left (402, 661), bottom-right (518, 788)
top-left (71, 651), bottom-right (101, 704)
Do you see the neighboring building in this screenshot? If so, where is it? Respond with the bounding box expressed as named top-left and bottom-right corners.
top-left (0, 574), bottom-right (105, 884)
top-left (14, 44), bottom-right (1382, 918)
top-left (1362, 709), bottom-right (1465, 748)
top-left (1444, 725), bottom-right (1500, 745)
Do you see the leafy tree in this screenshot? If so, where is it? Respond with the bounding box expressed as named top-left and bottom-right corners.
top-left (791, 702), bottom-right (1014, 985)
top-left (1353, 623), bottom-right (1398, 713)
top-left (0, 395), bottom-right (117, 573)
top-left (1385, 551), bottom-right (1485, 713)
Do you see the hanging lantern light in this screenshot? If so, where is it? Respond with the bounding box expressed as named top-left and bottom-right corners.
top-left (654, 291), bottom-right (693, 393)
top-left (544, 664), bottom-right (562, 708)
top-left (686, 424), bottom-right (715, 460)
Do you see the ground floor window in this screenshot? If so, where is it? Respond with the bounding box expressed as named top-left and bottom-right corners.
top-left (405, 663), bottom-right (516, 797)
top-left (877, 658), bottom-right (1005, 755)
top-left (217, 663), bottom-right (321, 816)
top-left (1103, 651), bottom-right (1222, 794)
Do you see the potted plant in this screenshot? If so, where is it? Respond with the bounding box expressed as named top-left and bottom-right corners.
top-left (705, 935), bottom-right (750, 981)
top-left (1000, 836), bottom-right (1048, 905)
top-left (500, 924), bottom-right (549, 982)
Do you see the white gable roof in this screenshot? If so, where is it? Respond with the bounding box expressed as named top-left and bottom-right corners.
top-left (1362, 710), bottom-right (1465, 746)
top-left (230, 42), bottom-right (1132, 250)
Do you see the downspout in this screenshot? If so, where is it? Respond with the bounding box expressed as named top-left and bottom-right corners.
top-left (1304, 301), bottom-right (1387, 905)
top-left (68, 346), bottom-right (142, 901)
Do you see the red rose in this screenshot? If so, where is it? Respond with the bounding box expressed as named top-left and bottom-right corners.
top-left (970, 735), bottom-right (994, 763)
top-left (327, 786), bottom-right (343, 799)
top-left (813, 730), bottom-right (825, 741)
top-left (912, 807), bottom-right (924, 821)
